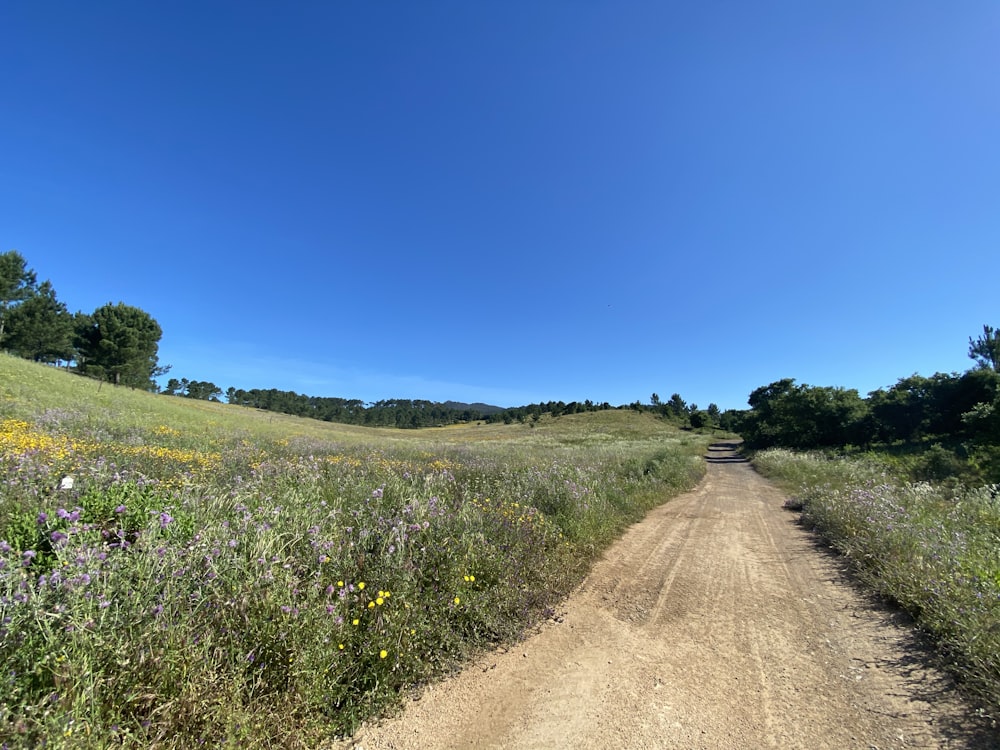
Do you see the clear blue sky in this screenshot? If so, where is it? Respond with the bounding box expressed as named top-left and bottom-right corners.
top-left (3, 2), bottom-right (998, 411)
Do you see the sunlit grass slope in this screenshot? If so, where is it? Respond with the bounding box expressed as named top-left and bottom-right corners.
top-left (0, 355), bottom-right (708, 747)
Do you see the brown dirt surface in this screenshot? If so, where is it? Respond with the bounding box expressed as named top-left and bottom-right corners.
top-left (336, 441), bottom-right (999, 749)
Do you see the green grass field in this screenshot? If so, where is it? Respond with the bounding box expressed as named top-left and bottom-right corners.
top-left (0, 354), bottom-right (709, 747)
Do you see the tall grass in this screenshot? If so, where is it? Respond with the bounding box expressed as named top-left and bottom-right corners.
top-left (0, 356), bottom-right (706, 747)
top-left (754, 448), bottom-right (1000, 712)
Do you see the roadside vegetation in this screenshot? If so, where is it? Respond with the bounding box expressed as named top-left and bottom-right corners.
top-left (754, 449), bottom-right (1000, 714)
top-left (0, 355), bottom-right (708, 748)
top-left (742, 326), bottom-right (1000, 716)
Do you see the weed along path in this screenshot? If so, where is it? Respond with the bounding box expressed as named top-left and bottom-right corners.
top-left (339, 441), bottom-right (997, 750)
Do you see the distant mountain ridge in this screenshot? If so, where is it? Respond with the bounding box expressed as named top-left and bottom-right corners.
top-left (441, 401), bottom-right (506, 415)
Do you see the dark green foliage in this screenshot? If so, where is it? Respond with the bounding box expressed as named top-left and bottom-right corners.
top-left (969, 324), bottom-right (1000, 372)
top-left (667, 393), bottom-right (687, 418)
top-left (910, 443), bottom-right (966, 482)
top-left (77, 302), bottom-right (164, 388)
top-left (3, 281), bottom-right (74, 363)
top-left (71, 310), bottom-right (94, 364)
top-left (485, 399), bottom-right (615, 424)
top-left (220, 389), bottom-right (622, 430)
top-left (866, 369), bottom-right (1000, 445)
top-left (866, 373), bottom-right (939, 443)
top-left (963, 395), bottom-right (1000, 448)
top-left (0, 251), bottom-right (170, 390)
top-left (741, 379), bottom-right (868, 449)
top-left (0, 250), bottom-right (38, 343)
top-left (688, 410), bottom-right (707, 429)
top-left (164, 378), bottom-right (223, 400)
top-left (742, 326), bottom-right (1000, 462)
top-left (440, 401), bottom-right (506, 416)
top-left (718, 408), bottom-right (746, 433)
top-left (226, 388), bottom-right (499, 427)
top-left (688, 402), bottom-right (722, 431)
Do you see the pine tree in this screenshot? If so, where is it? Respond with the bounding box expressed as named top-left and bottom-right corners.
top-left (4, 281), bottom-right (74, 362)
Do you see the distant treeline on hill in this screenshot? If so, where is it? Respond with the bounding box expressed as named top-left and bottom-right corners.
top-left (221, 387), bottom-right (719, 430)
top-left (225, 387), bottom-right (507, 428)
top-left (224, 387), bottom-right (625, 428)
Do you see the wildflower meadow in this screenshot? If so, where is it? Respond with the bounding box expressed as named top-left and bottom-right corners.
top-left (0, 356), bottom-right (707, 747)
top-left (754, 447), bottom-right (1000, 713)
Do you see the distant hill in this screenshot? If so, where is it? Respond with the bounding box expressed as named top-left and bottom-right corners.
top-left (441, 401), bottom-right (506, 415)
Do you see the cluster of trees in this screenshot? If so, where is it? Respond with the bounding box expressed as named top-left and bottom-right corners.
top-left (196, 388), bottom-right (716, 430)
top-left (478, 394), bottom-right (724, 429)
top-left (163, 378), bottom-right (223, 401)
top-left (0, 251), bottom-right (166, 388)
top-left (483, 400), bottom-right (613, 424)
top-left (641, 393), bottom-right (722, 429)
top-left (734, 326), bottom-right (1000, 458)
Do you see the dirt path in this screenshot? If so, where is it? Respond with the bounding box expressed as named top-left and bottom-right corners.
top-left (340, 442), bottom-right (998, 749)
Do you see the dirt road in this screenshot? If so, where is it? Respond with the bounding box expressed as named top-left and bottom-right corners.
top-left (342, 442), bottom-right (997, 749)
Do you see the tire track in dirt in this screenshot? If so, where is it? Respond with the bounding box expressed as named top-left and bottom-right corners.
top-left (338, 442), bottom-right (999, 749)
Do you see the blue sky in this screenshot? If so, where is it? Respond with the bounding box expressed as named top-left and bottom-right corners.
top-left (3, 2), bottom-right (998, 411)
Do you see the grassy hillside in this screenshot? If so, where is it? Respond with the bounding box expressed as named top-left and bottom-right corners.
top-left (0, 355), bottom-right (709, 747)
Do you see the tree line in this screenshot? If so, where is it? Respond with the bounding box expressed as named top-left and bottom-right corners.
top-left (213, 390), bottom-right (718, 430)
top-left (2, 249), bottom-right (714, 430)
top-left (0, 250), bottom-right (166, 388)
top-left (224, 388), bottom-right (506, 428)
top-left (732, 325), bottom-right (1000, 481)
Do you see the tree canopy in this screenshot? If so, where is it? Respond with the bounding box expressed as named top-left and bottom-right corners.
top-left (77, 302), bottom-right (164, 388)
top-left (969, 325), bottom-right (1000, 373)
top-left (740, 379), bottom-right (867, 449)
top-left (732, 325), bottom-right (1000, 473)
top-left (164, 378), bottom-right (223, 401)
top-left (0, 250), bottom-right (38, 344)
top-left (3, 280), bottom-right (74, 363)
